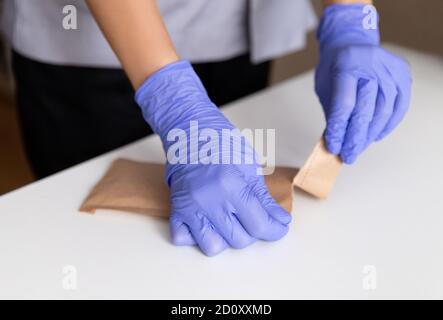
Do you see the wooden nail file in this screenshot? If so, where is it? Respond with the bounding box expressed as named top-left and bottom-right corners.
top-left (292, 138), bottom-right (342, 199)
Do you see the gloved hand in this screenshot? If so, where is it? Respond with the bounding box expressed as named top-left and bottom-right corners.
top-left (315, 4), bottom-right (412, 164)
top-left (135, 60), bottom-right (291, 256)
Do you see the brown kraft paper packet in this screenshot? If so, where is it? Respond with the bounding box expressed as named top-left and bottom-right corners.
top-left (80, 138), bottom-right (341, 217)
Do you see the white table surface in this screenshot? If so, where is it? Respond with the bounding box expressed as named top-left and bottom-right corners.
top-left (1, 46), bottom-right (442, 300)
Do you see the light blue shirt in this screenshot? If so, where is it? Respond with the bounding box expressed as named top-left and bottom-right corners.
top-left (2, 0), bottom-right (317, 67)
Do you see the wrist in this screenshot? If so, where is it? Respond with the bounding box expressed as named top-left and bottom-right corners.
top-left (129, 54), bottom-right (179, 89)
top-left (317, 4), bottom-right (380, 51)
top-left (135, 60), bottom-right (223, 137)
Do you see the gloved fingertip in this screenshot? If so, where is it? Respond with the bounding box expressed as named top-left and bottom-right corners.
top-left (263, 220), bottom-right (290, 242)
top-left (254, 190), bottom-right (292, 225)
top-left (171, 223), bottom-right (196, 246)
top-left (326, 140), bottom-right (341, 155)
top-left (268, 206), bottom-right (292, 225)
top-left (194, 221), bottom-right (229, 256)
top-left (341, 152), bottom-right (357, 165)
top-left (375, 132), bottom-right (387, 142)
top-left (230, 236), bottom-right (257, 250)
top-left (324, 130), bottom-right (343, 155)
top-left (364, 133), bottom-right (377, 147)
top-left (273, 224), bottom-right (290, 241)
top-left (201, 238), bottom-right (228, 257)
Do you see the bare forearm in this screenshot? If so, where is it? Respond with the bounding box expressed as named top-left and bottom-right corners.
top-left (322, 0), bottom-right (372, 7)
top-left (86, 0), bottom-right (178, 88)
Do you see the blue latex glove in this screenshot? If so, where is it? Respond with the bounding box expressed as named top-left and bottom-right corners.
top-left (135, 61), bottom-right (291, 256)
top-left (315, 4), bottom-right (412, 164)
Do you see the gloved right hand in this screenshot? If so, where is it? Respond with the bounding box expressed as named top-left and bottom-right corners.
top-left (315, 4), bottom-right (412, 164)
top-left (135, 60), bottom-right (291, 256)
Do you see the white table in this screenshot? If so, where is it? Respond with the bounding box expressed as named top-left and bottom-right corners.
top-left (1, 46), bottom-right (442, 300)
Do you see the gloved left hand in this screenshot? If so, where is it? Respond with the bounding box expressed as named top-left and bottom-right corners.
top-left (315, 4), bottom-right (412, 164)
top-left (135, 60), bottom-right (291, 256)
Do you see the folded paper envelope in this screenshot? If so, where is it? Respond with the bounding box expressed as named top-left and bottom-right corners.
top-left (80, 138), bottom-right (342, 217)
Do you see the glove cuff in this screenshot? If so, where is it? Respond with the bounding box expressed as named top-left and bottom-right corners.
top-left (317, 4), bottom-right (380, 51)
top-left (135, 60), bottom-right (212, 136)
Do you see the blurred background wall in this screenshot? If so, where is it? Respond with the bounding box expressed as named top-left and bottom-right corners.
top-left (0, 0), bottom-right (442, 194)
